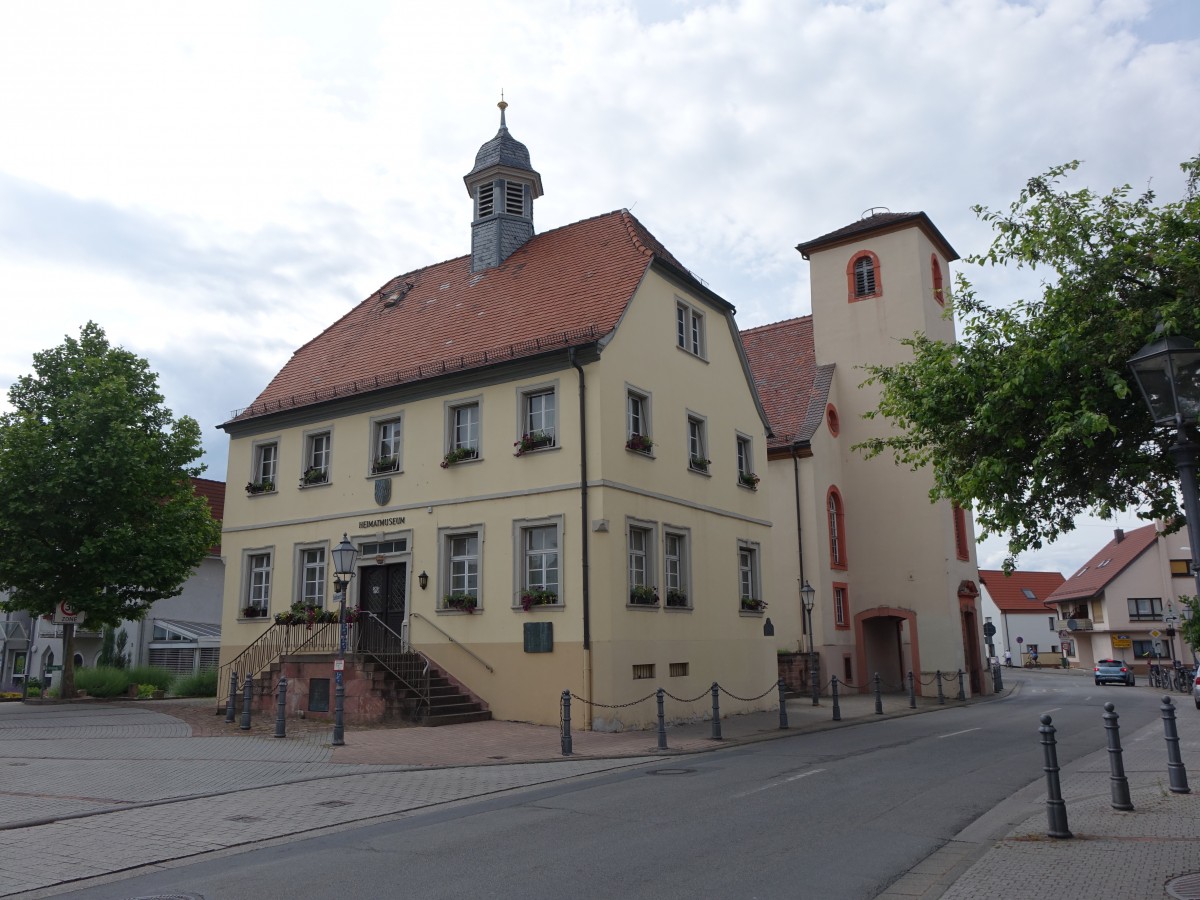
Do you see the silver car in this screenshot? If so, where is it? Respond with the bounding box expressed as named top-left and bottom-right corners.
top-left (1094, 658), bottom-right (1135, 686)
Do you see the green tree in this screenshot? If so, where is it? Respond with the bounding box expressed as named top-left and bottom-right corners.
top-left (1180, 596), bottom-right (1200, 661)
top-left (0, 323), bottom-right (220, 697)
top-left (858, 156), bottom-right (1200, 567)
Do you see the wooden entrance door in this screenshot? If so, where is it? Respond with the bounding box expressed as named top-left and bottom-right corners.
top-left (359, 562), bottom-right (406, 633)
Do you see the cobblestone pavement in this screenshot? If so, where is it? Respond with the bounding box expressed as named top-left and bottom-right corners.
top-left (3, 673), bottom-right (1198, 899)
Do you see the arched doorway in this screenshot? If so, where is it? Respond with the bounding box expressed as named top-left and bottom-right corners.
top-left (853, 607), bottom-right (921, 694)
top-left (958, 581), bottom-right (984, 695)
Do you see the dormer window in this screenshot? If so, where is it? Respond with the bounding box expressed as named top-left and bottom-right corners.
top-left (505, 181), bottom-right (525, 216)
top-left (477, 182), bottom-right (495, 219)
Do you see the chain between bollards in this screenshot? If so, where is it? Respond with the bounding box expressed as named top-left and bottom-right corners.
top-left (710, 682), bottom-right (722, 740)
top-left (1039, 714), bottom-right (1072, 838)
top-left (1160, 695), bottom-right (1191, 794)
top-left (656, 688), bottom-right (668, 750)
top-left (831, 675), bottom-right (841, 721)
top-left (225, 670), bottom-right (238, 724)
top-left (239, 674), bottom-right (253, 731)
top-left (873, 672), bottom-right (883, 715)
top-left (936, 670), bottom-right (945, 705)
top-left (1102, 702), bottom-right (1132, 810)
top-left (777, 678), bottom-right (789, 729)
top-left (560, 690), bottom-right (573, 756)
top-left (907, 670), bottom-right (916, 709)
top-left (274, 676), bottom-right (288, 739)
top-left (956, 669), bottom-right (965, 701)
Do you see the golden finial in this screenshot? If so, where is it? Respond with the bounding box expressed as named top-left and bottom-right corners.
top-left (498, 90), bottom-right (508, 128)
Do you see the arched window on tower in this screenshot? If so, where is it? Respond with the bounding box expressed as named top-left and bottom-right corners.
top-left (846, 250), bottom-right (882, 301)
top-left (931, 254), bottom-right (945, 306)
top-left (827, 486), bottom-right (848, 569)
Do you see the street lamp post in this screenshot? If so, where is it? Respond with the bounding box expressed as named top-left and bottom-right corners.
top-left (1128, 332), bottom-right (1200, 664)
top-left (801, 579), bottom-right (819, 706)
top-left (330, 533), bottom-right (359, 747)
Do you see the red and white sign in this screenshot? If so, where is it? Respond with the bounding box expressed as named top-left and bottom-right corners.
top-left (51, 601), bottom-right (86, 626)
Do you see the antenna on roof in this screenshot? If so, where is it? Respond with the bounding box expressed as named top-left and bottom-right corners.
top-left (860, 206), bottom-right (890, 219)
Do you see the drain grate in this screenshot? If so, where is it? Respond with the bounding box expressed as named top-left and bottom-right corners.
top-left (224, 815), bottom-right (262, 823)
top-left (314, 799), bottom-right (353, 808)
top-left (1167, 873), bottom-right (1200, 900)
top-left (126, 894), bottom-right (204, 899)
top-left (647, 768), bottom-right (696, 776)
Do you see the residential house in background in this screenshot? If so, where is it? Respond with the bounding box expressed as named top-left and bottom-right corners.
top-left (1045, 523), bottom-right (1195, 671)
top-left (979, 569), bottom-right (1066, 666)
top-left (743, 213), bottom-right (987, 696)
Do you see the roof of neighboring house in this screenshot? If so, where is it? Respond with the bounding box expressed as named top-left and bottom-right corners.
top-left (978, 569), bottom-right (1066, 613)
top-left (191, 477), bottom-right (224, 556)
top-left (1044, 523), bottom-right (1160, 604)
top-left (223, 209), bottom-right (706, 426)
top-left (795, 210), bottom-right (959, 262)
top-left (740, 316), bottom-right (834, 449)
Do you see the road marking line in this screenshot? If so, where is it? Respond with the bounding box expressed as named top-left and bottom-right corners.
top-left (938, 728), bottom-right (981, 739)
top-left (733, 769), bottom-right (826, 798)
top-left (1044, 707), bottom-right (1061, 714)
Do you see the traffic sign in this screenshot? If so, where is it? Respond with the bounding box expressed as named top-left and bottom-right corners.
top-left (1016, 636), bottom-right (1024, 644)
top-left (52, 600), bottom-right (86, 626)
top-left (1149, 629), bottom-right (1161, 638)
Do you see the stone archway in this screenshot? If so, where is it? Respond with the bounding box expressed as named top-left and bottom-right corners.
top-left (958, 581), bottom-right (985, 696)
top-left (853, 607), bottom-right (921, 695)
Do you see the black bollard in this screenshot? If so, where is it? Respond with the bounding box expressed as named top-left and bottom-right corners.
top-left (957, 669), bottom-right (966, 701)
top-left (239, 674), bottom-right (253, 731)
top-left (274, 676), bottom-right (288, 739)
top-left (656, 688), bottom-right (668, 750)
top-left (831, 675), bottom-right (841, 721)
top-left (908, 670), bottom-right (916, 709)
top-left (561, 690), bottom-right (573, 757)
top-left (1102, 702), bottom-right (1133, 810)
top-left (225, 670), bottom-right (238, 724)
top-left (1039, 714), bottom-right (1072, 838)
top-left (874, 672), bottom-right (883, 715)
top-left (710, 682), bottom-right (722, 740)
top-left (993, 663), bottom-right (1004, 693)
top-left (1160, 696), bottom-right (1191, 794)
top-left (778, 678), bottom-right (789, 730)
top-left (936, 670), bottom-right (945, 705)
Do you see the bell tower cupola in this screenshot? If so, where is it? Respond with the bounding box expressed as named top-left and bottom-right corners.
top-left (464, 96), bottom-right (544, 272)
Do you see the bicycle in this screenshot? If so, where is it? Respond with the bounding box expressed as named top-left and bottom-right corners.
top-left (1173, 664), bottom-right (1194, 694)
top-left (1147, 664), bottom-right (1164, 689)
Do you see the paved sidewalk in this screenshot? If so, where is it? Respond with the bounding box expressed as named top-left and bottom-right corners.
top-left (3, 670), bottom-right (1197, 899)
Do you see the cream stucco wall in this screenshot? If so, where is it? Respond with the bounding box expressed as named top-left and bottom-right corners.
top-left (220, 265), bottom-right (777, 729)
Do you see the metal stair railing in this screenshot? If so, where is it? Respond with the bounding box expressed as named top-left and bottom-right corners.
top-left (216, 619), bottom-right (350, 706)
top-left (408, 611), bottom-right (495, 673)
top-left (357, 612), bottom-right (432, 720)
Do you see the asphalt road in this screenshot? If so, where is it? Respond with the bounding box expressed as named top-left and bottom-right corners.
top-left (54, 676), bottom-right (1170, 900)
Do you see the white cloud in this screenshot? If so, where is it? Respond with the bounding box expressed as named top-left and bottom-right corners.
top-left (1, 0), bottom-right (1196, 573)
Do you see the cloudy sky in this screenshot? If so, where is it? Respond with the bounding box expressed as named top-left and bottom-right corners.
top-left (1, 0), bottom-right (1197, 576)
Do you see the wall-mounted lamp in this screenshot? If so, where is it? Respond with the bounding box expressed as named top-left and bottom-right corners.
top-left (418, 570), bottom-right (429, 591)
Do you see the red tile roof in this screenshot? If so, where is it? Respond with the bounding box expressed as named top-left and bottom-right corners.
top-left (226, 210), bottom-right (697, 425)
top-left (795, 210), bottom-right (959, 262)
top-left (191, 477), bottom-right (224, 555)
top-left (1045, 523), bottom-right (1159, 604)
top-left (978, 569), bottom-right (1066, 612)
top-left (740, 316), bottom-right (831, 449)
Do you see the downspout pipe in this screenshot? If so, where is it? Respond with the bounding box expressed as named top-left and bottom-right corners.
top-left (792, 442), bottom-right (807, 638)
top-left (569, 348), bottom-right (593, 728)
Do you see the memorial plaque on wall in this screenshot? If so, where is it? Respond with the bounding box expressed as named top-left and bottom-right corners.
top-left (523, 621), bottom-right (553, 653)
top-left (309, 678), bottom-right (330, 712)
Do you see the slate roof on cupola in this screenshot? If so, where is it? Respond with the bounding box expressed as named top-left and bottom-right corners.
top-left (464, 99), bottom-right (542, 195)
top-left (223, 209), bottom-right (707, 426)
top-left (740, 316), bottom-right (833, 450)
top-left (795, 210), bottom-right (959, 262)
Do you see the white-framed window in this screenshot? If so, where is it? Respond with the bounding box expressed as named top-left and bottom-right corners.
top-left (516, 518), bottom-right (561, 607)
top-left (297, 546), bottom-right (327, 607)
top-left (675, 299), bottom-right (706, 358)
top-left (663, 528), bottom-right (690, 608)
top-left (834, 584), bottom-right (849, 627)
top-left (302, 430), bottom-right (331, 486)
top-left (371, 415), bottom-right (402, 474)
top-left (504, 180), bottom-right (525, 216)
top-left (477, 181), bottom-right (495, 219)
top-left (736, 434), bottom-right (758, 488)
top-left (517, 385), bottom-right (557, 453)
top-left (625, 386), bottom-right (653, 453)
top-left (738, 540), bottom-right (762, 609)
top-left (445, 399), bottom-right (481, 463)
top-left (242, 550), bottom-right (273, 614)
top-left (687, 414), bottom-right (709, 472)
top-left (250, 440), bottom-right (278, 492)
top-left (440, 526), bottom-right (483, 611)
top-left (628, 520), bottom-right (658, 605)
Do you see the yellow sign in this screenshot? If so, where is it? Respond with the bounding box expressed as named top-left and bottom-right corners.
top-left (1112, 637), bottom-right (1132, 649)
